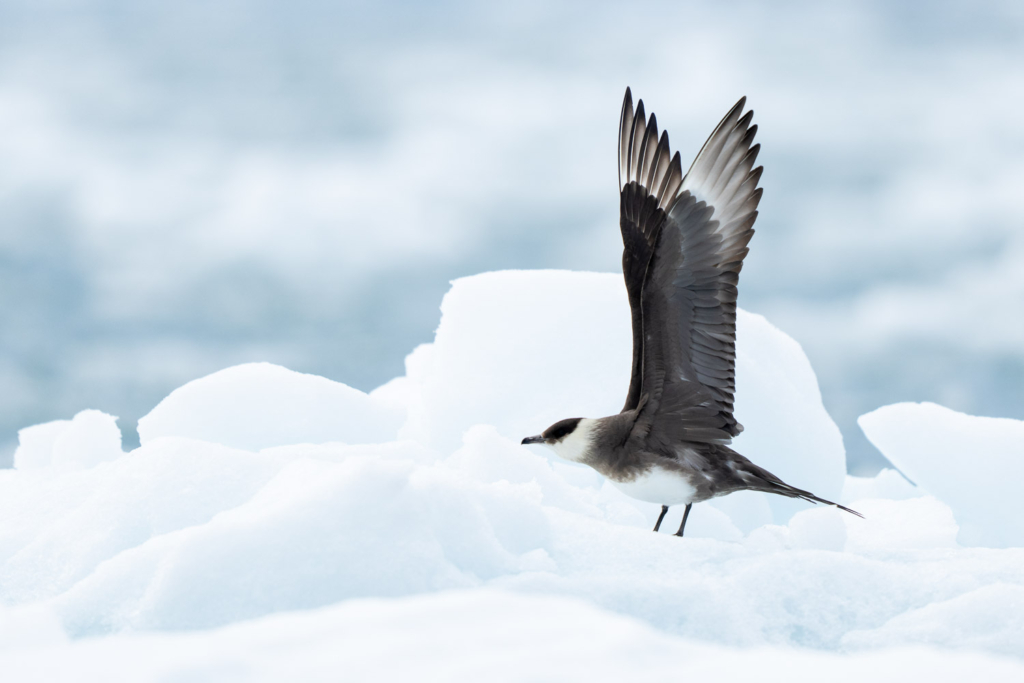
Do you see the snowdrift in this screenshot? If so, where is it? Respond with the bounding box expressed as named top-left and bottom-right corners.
top-left (2, 270), bottom-right (1022, 678)
top-left (3, 591), bottom-right (1023, 682)
top-left (859, 402), bottom-right (1024, 548)
top-left (138, 362), bottom-right (404, 451)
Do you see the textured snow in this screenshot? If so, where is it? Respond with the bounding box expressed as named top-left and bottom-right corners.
top-left (3, 591), bottom-right (1023, 682)
top-left (859, 401), bottom-right (1024, 548)
top-left (2, 270), bottom-right (1021, 679)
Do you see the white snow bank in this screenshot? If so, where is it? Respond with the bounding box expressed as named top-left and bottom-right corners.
top-left (2, 591), bottom-right (1022, 683)
top-left (859, 402), bottom-right (1024, 548)
top-left (0, 438), bottom-right (285, 605)
top-left (404, 270), bottom-right (846, 527)
top-left (14, 410), bottom-right (123, 470)
top-left (843, 583), bottom-right (1024, 658)
top-left (3, 270), bottom-right (1023, 672)
top-left (138, 362), bottom-right (404, 451)
top-left (3, 427), bottom-right (1022, 661)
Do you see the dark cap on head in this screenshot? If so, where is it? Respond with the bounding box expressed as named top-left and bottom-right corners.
top-left (522, 417), bottom-right (582, 445)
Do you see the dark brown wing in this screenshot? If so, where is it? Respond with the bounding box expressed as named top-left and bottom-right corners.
top-left (633, 97), bottom-right (763, 445)
top-left (617, 87), bottom-right (684, 412)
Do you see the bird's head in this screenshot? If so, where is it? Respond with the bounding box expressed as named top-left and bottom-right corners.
top-left (522, 417), bottom-right (595, 463)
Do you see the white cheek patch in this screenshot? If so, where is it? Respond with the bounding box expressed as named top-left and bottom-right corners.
top-left (549, 418), bottom-right (596, 463)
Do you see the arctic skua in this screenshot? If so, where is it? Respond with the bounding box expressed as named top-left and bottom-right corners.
top-left (522, 88), bottom-right (861, 536)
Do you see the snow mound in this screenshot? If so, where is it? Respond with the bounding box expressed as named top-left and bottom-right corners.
top-left (49, 444), bottom-right (552, 634)
top-left (14, 410), bottom-right (123, 471)
top-left (859, 402), bottom-right (1024, 547)
top-left (138, 362), bottom-right (404, 451)
top-left (0, 438), bottom-right (285, 606)
top-left (3, 591), bottom-right (1023, 682)
top-left (3, 426), bottom-right (1021, 661)
top-left (404, 270), bottom-right (846, 527)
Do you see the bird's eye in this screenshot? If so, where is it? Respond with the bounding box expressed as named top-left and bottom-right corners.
top-left (544, 418), bottom-right (581, 441)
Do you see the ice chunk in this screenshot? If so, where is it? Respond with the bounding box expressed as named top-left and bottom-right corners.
top-left (13, 419), bottom-right (70, 470)
top-left (14, 410), bottom-right (123, 471)
top-left (52, 410), bottom-right (124, 470)
top-left (138, 362), bottom-right (404, 451)
top-left (859, 402), bottom-right (1024, 547)
top-left (404, 270), bottom-right (845, 526)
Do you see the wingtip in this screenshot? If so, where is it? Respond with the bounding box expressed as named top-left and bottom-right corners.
top-left (621, 87), bottom-right (633, 116)
top-left (619, 88), bottom-right (636, 191)
top-left (720, 96), bottom-right (746, 123)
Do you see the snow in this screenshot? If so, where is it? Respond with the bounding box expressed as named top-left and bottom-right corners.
top-left (859, 402), bottom-right (1024, 548)
top-left (3, 591), bottom-right (1024, 682)
top-left (138, 362), bottom-right (404, 451)
top-left (14, 410), bottom-right (123, 471)
top-left (2, 270), bottom-right (1022, 679)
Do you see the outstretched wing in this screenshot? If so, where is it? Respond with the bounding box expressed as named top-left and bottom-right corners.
top-left (617, 87), bottom-right (684, 412)
top-left (633, 96), bottom-right (763, 445)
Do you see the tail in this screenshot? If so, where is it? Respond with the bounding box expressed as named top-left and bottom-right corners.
top-left (761, 479), bottom-right (864, 518)
top-left (740, 461), bottom-right (864, 518)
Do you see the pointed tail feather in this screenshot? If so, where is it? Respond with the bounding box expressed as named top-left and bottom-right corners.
top-left (737, 461), bottom-right (864, 518)
top-left (760, 480), bottom-right (864, 518)
top-left (726, 450), bottom-right (864, 518)
top-left (780, 484), bottom-right (864, 518)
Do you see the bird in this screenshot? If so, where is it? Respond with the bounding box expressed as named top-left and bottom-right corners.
top-left (522, 88), bottom-right (861, 537)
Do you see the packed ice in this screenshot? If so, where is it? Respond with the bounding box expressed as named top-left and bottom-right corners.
top-left (1, 270), bottom-right (1021, 679)
top-left (859, 401), bottom-right (1024, 548)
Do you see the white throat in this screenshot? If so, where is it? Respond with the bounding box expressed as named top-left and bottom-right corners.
top-left (547, 418), bottom-right (596, 463)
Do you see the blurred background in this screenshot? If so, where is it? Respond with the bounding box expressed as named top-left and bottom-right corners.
top-left (1, 0), bottom-right (1021, 472)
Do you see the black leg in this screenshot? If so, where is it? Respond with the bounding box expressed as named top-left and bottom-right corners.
top-left (653, 505), bottom-right (669, 532)
top-left (674, 503), bottom-right (693, 537)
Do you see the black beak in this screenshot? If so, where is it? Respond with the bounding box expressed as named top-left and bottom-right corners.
top-left (521, 435), bottom-right (545, 445)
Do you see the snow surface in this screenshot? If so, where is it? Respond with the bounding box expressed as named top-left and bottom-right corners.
top-left (13, 409), bottom-right (124, 471)
top-left (3, 591), bottom-right (1023, 682)
top-left (859, 401), bottom-right (1024, 548)
top-left (138, 362), bottom-right (404, 451)
top-left (2, 270), bottom-right (1022, 679)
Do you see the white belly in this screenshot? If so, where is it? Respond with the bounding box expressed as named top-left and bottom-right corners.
top-left (610, 466), bottom-right (697, 505)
